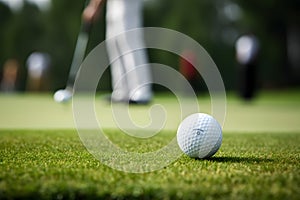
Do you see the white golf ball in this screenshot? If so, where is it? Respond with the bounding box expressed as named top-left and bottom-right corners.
top-left (53, 89), bottom-right (72, 103)
top-left (177, 113), bottom-right (222, 158)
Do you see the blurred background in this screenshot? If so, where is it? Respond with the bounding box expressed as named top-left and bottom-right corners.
top-left (0, 0), bottom-right (299, 96)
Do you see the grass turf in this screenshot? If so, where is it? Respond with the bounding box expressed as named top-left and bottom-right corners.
top-left (0, 90), bottom-right (300, 199)
top-left (0, 130), bottom-right (299, 199)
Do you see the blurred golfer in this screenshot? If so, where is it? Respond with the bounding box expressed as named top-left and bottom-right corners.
top-left (26, 52), bottom-right (51, 91)
top-left (0, 59), bottom-right (19, 92)
top-left (235, 34), bottom-right (259, 100)
top-left (83, 0), bottom-right (152, 104)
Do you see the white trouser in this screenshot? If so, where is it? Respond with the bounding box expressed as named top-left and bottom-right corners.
top-left (106, 0), bottom-right (152, 102)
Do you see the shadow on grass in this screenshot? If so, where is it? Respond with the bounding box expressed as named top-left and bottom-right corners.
top-left (205, 156), bottom-right (274, 163)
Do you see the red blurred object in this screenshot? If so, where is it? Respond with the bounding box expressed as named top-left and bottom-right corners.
top-left (179, 50), bottom-right (197, 81)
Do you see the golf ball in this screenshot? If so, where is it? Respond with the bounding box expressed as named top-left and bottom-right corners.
top-left (177, 113), bottom-right (222, 158)
top-left (53, 89), bottom-right (72, 103)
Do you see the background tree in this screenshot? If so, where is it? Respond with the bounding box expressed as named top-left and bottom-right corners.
top-left (0, 0), bottom-right (299, 91)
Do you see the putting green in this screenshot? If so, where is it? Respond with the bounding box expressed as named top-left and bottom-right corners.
top-left (0, 130), bottom-right (299, 199)
top-left (0, 90), bottom-right (299, 132)
top-left (0, 90), bottom-right (299, 199)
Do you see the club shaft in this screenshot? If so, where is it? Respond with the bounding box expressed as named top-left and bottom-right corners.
top-left (66, 0), bottom-right (92, 89)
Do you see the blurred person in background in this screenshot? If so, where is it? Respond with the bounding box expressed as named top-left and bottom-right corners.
top-left (235, 34), bottom-right (260, 101)
top-left (179, 50), bottom-right (199, 93)
top-left (0, 59), bottom-right (20, 92)
top-left (83, 0), bottom-right (152, 104)
top-left (26, 52), bottom-right (51, 91)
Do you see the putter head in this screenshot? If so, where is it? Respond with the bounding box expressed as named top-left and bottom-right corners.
top-left (54, 89), bottom-right (73, 103)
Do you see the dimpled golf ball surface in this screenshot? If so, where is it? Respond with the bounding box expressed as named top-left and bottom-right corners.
top-left (177, 113), bottom-right (222, 158)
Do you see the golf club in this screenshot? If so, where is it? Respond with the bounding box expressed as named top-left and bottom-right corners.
top-left (54, 1), bottom-right (92, 103)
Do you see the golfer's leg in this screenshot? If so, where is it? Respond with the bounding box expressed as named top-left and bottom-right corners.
top-left (106, 0), bottom-right (129, 101)
top-left (120, 0), bottom-right (152, 102)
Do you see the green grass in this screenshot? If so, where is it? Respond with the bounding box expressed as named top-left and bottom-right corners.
top-left (0, 130), bottom-right (299, 199)
top-left (0, 90), bottom-right (300, 199)
top-left (1, 90), bottom-right (300, 132)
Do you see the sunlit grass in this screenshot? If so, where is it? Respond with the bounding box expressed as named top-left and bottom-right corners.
top-left (0, 130), bottom-right (299, 199)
